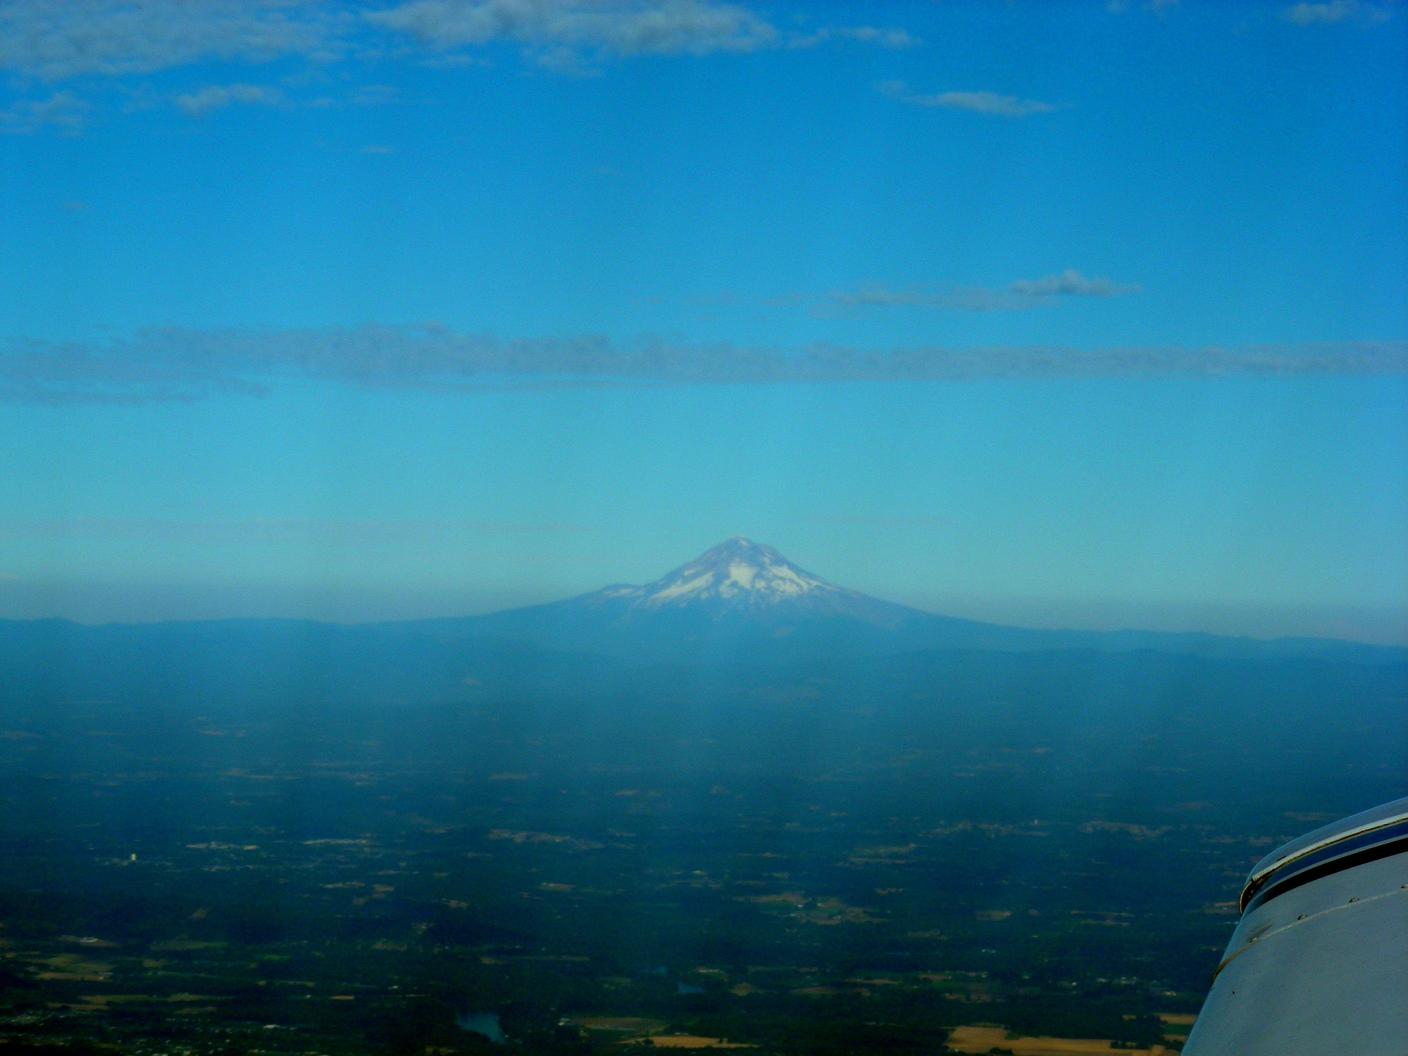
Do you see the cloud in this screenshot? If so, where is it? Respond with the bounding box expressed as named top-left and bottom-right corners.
top-left (829, 271), bottom-right (1139, 312)
top-left (0, 2), bottom-right (920, 85)
top-left (1107, 0), bottom-right (1180, 11)
top-left (1283, 0), bottom-right (1392, 24)
top-left (807, 515), bottom-right (954, 531)
top-left (174, 83), bottom-right (287, 117)
top-left (789, 25), bottom-right (920, 50)
top-left (828, 285), bottom-right (1033, 313)
top-left (365, 0), bottom-right (780, 64)
top-left (1008, 269), bottom-right (1141, 298)
top-left (0, 516), bottom-right (588, 543)
top-left (3, 326), bottom-right (1404, 404)
top-left (0, 91), bottom-right (89, 135)
top-left (351, 83), bottom-right (400, 106)
top-left (0, 0), bottom-right (340, 80)
top-left (878, 80), bottom-right (1058, 118)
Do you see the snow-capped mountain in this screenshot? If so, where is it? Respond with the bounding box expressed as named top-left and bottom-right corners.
top-left (591, 537), bottom-right (852, 612)
top-left (569, 536), bottom-right (941, 630)
top-left (458, 537), bottom-right (1015, 661)
top-left (411, 537), bottom-right (1401, 665)
top-left (4, 540), bottom-right (1395, 687)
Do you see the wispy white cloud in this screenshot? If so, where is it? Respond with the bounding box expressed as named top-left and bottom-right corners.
top-left (174, 83), bottom-right (287, 117)
top-left (1284, 0), bottom-right (1393, 24)
top-left (789, 25), bottom-right (920, 50)
top-left (0, 91), bottom-right (89, 134)
top-left (0, 0), bottom-right (341, 80)
top-left (365, 0), bottom-right (780, 64)
top-left (828, 285), bottom-right (1032, 312)
top-left (3, 325), bottom-right (1403, 404)
top-left (829, 271), bottom-right (1139, 312)
top-left (0, 516), bottom-right (588, 543)
top-left (351, 83), bottom-right (400, 106)
top-left (1106, 0), bottom-right (1181, 12)
top-left (1009, 269), bottom-right (1141, 298)
top-left (0, 1), bottom-right (922, 89)
top-left (807, 515), bottom-right (954, 531)
top-left (170, 79), bottom-right (395, 119)
top-left (878, 80), bottom-right (1058, 118)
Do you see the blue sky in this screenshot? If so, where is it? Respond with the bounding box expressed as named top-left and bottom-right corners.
top-left (1, 0), bottom-right (1405, 641)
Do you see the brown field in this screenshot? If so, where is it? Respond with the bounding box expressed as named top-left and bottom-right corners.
top-left (574, 1017), bottom-right (669, 1033)
top-left (737, 891), bottom-right (806, 906)
top-left (36, 954), bottom-right (112, 982)
top-left (150, 939), bottom-right (225, 951)
top-left (1158, 1012), bottom-right (1196, 1043)
top-left (795, 897), bottom-right (879, 925)
top-left (946, 1025), bottom-right (1173, 1056)
top-left (633, 1036), bottom-right (755, 1049)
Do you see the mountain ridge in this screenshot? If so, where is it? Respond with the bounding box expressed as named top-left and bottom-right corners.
top-left (561, 536), bottom-right (919, 628)
top-left (426, 538), bottom-right (1404, 666)
top-left (1, 539), bottom-right (1402, 667)
top-left (590, 536), bottom-right (845, 609)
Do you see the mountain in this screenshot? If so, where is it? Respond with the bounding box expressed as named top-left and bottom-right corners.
top-left (0, 542), bottom-right (1400, 699)
top-left (415, 538), bottom-right (1404, 666)
top-left (426, 536), bottom-right (1008, 662)
top-left (575, 536), bottom-right (917, 620)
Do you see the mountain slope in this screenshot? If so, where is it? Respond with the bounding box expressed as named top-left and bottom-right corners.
top-left (578, 537), bottom-right (919, 622)
top-left (413, 537), bottom-right (1404, 665)
top-left (2, 541), bottom-right (1400, 683)
top-left (437, 537), bottom-right (992, 661)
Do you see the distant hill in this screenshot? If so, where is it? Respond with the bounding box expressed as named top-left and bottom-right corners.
top-left (0, 540), bottom-right (1402, 702)
top-left (402, 537), bottom-right (1405, 666)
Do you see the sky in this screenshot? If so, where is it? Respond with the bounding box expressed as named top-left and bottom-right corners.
top-left (1, 0), bottom-right (1406, 642)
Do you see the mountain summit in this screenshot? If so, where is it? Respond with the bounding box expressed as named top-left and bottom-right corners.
top-left (462, 537), bottom-right (994, 661)
top-left (4, 541), bottom-right (1394, 684)
top-left (598, 537), bottom-right (842, 611)
top-left (413, 537), bottom-right (1406, 666)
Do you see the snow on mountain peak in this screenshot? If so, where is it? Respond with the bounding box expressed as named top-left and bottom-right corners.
top-left (605, 538), bottom-right (845, 610)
